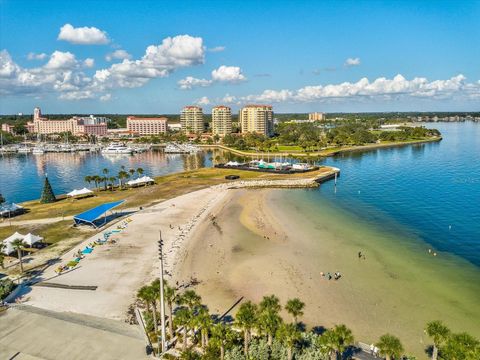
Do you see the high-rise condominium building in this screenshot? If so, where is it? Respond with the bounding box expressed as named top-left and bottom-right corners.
top-left (240, 105), bottom-right (274, 136)
top-left (211, 106), bottom-right (232, 136)
top-left (181, 106), bottom-right (204, 134)
top-left (127, 116), bottom-right (168, 135)
top-left (308, 112), bottom-right (325, 121)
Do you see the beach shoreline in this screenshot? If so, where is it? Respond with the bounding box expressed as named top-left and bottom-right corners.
top-left (176, 187), bottom-right (480, 358)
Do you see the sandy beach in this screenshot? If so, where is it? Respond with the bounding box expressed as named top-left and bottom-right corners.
top-left (176, 188), bottom-right (480, 358)
top-left (21, 185), bottom-right (229, 320)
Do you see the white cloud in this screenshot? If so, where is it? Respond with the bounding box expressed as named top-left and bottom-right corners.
top-left (345, 57), bottom-right (361, 67)
top-left (195, 96), bottom-right (210, 105)
top-left (233, 74), bottom-right (480, 104)
top-left (0, 34), bottom-right (206, 100)
top-left (178, 65), bottom-right (246, 90)
top-left (208, 46), bottom-right (225, 52)
top-left (105, 49), bottom-right (131, 62)
top-left (93, 35), bottom-right (205, 90)
top-left (221, 93), bottom-right (237, 104)
top-left (211, 65), bottom-right (246, 82)
top-left (178, 76), bottom-right (212, 90)
top-left (27, 52), bottom-right (47, 60)
top-left (100, 93), bottom-right (112, 101)
top-left (58, 90), bottom-right (95, 100)
top-left (44, 51), bottom-right (78, 70)
top-left (58, 24), bottom-right (109, 45)
top-left (84, 58), bottom-right (95, 68)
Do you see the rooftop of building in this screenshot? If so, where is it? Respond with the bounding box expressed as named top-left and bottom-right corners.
top-left (126, 116), bottom-right (168, 121)
top-left (243, 104), bottom-right (273, 108)
top-left (182, 106), bottom-right (202, 110)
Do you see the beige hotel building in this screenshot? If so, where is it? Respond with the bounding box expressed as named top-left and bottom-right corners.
top-left (180, 106), bottom-right (204, 134)
top-left (308, 112), bottom-right (325, 121)
top-left (32, 107), bottom-right (108, 136)
top-left (240, 105), bottom-right (274, 136)
top-left (126, 116), bottom-right (168, 135)
top-left (211, 106), bottom-right (232, 136)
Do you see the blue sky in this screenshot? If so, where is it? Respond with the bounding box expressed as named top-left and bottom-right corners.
top-left (0, 0), bottom-right (479, 114)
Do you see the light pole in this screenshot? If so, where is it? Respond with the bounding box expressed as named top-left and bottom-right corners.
top-left (158, 231), bottom-right (167, 356)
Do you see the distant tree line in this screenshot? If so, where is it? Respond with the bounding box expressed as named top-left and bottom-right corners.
top-left (223, 122), bottom-right (441, 152)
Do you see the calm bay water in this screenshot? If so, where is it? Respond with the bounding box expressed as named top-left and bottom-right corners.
top-left (0, 122), bottom-right (478, 266)
top-left (315, 122), bottom-right (480, 267)
top-left (0, 150), bottom-right (213, 203)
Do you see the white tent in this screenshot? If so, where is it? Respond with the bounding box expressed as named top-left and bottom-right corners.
top-left (2, 232), bottom-right (25, 255)
top-left (67, 187), bottom-right (93, 197)
top-left (0, 203), bottom-right (24, 217)
top-left (23, 233), bottom-right (44, 246)
top-left (127, 176), bottom-right (154, 186)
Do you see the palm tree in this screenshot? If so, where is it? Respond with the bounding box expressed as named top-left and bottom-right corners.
top-left (102, 168), bottom-right (109, 190)
top-left (320, 329), bottom-right (339, 360)
top-left (137, 285), bottom-right (158, 333)
top-left (11, 239), bottom-right (26, 273)
top-left (259, 294), bottom-right (281, 313)
top-left (211, 322), bottom-right (236, 360)
top-left (164, 282), bottom-right (177, 335)
top-left (92, 175), bottom-right (101, 190)
top-left (258, 294), bottom-right (282, 346)
top-left (376, 334), bottom-right (404, 360)
top-left (117, 170), bottom-right (128, 188)
top-left (277, 323), bottom-right (301, 360)
top-left (440, 332), bottom-right (479, 359)
top-left (425, 320), bottom-right (450, 360)
top-left (180, 289), bottom-right (201, 311)
top-left (285, 298), bottom-right (305, 325)
top-left (137, 167), bottom-right (144, 177)
top-left (84, 175), bottom-right (92, 187)
top-left (320, 325), bottom-right (354, 360)
top-left (99, 176), bottom-right (107, 191)
top-left (235, 300), bottom-right (258, 356)
top-left (108, 176), bottom-right (116, 190)
top-left (129, 168), bottom-right (136, 178)
top-left (175, 307), bottom-right (193, 351)
top-left (258, 307), bottom-right (282, 346)
top-left (195, 306), bottom-right (212, 348)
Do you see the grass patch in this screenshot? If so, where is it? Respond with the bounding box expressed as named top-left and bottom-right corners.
top-left (0, 220), bottom-right (91, 246)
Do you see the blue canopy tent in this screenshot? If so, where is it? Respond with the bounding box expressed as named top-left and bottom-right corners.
top-left (73, 200), bottom-right (125, 228)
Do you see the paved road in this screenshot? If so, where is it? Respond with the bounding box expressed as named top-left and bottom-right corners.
top-left (0, 305), bottom-right (149, 360)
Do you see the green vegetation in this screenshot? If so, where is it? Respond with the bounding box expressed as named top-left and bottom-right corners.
top-left (223, 122), bottom-right (441, 154)
top-left (0, 278), bottom-right (15, 300)
top-left (135, 282), bottom-right (479, 359)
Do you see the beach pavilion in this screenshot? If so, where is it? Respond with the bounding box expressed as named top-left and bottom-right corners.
top-left (73, 200), bottom-right (125, 228)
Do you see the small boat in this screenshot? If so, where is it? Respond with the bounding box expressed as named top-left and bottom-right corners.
top-left (32, 147), bottom-right (45, 154)
top-left (101, 143), bottom-right (133, 154)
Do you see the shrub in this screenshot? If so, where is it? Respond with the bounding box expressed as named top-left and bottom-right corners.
top-left (0, 279), bottom-right (16, 300)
